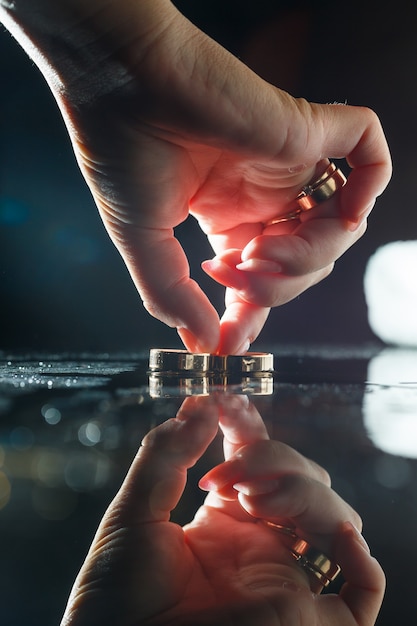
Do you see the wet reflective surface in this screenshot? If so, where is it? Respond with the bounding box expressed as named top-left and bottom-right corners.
top-left (1, 346), bottom-right (417, 625)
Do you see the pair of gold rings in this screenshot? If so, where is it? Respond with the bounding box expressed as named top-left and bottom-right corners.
top-left (263, 520), bottom-right (341, 590)
top-left (264, 161), bottom-right (347, 226)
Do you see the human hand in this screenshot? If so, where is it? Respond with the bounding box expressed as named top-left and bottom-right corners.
top-left (60, 394), bottom-right (385, 626)
top-left (0, 1), bottom-right (392, 353)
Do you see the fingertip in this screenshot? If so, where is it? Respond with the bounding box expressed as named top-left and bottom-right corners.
top-left (216, 327), bottom-right (252, 356)
top-left (177, 326), bottom-right (219, 354)
top-left (236, 259), bottom-right (283, 274)
top-left (198, 474), bottom-right (215, 492)
top-left (339, 521), bottom-right (370, 554)
top-left (342, 200), bottom-right (374, 232)
top-left (217, 301), bottom-right (269, 354)
top-left (177, 327), bottom-right (203, 352)
top-left (201, 257), bottom-right (248, 291)
top-left (198, 467), bottom-right (239, 501)
top-left (334, 521), bottom-right (385, 624)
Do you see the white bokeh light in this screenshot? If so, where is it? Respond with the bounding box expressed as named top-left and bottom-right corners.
top-left (364, 241), bottom-right (417, 347)
top-left (363, 348), bottom-right (417, 458)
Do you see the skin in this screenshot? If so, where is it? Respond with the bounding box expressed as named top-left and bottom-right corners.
top-left (60, 394), bottom-right (385, 626)
top-left (0, 0), bottom-right (392, 353)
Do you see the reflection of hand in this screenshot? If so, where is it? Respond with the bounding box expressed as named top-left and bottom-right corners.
top-left (61, 395), bottom-right (384, 626)
top-left (1, 2), bottom-right (391, 354)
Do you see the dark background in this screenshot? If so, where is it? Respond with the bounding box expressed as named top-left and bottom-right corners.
top-left (1, 5), bottom-right (417, 625)
top-left (1, 0), bottom-right (416, 353)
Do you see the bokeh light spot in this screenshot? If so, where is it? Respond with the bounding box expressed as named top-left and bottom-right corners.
top-left (0, 471), bottom-right (11, 510)
top-left (10, 426), bottom-right (34, 450)
top-left (78, 422), bottom-right (101, 447)
top-left (41, 404), bottom-right (62, 425)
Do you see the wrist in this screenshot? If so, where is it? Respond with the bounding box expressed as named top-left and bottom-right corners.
top-left (0, 0), bottom-right (181, 102)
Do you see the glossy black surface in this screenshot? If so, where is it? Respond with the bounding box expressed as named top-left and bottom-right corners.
top-left (1, 346), bottom-right (417, 625)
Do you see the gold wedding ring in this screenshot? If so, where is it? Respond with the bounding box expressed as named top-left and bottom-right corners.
top-left (263, 519), bottom-right (341, 590)
top-left (262, 520), bottom-right (298, 538)
top-left (149, 349), bottom-right (274, 375)
top-left (296, 162), bottom-right (347, 211)
top-left (290, 537), bottom-right (341, 588)
top-left (264, 161), bottom-right (347, 226)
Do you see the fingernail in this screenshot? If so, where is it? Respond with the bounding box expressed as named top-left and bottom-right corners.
top-left (346, 218), bottom-right (366, 232)
top-left (236, 259), bottom-right (283, 273)
top-left (198, 476), bottom-right (215, 491)
top-left (344, 521), bottom-right (370, 553)
top-left (199, 474), bottom-right (230, 492)
top-left (233, 478), bottom-right (281, 496)
top-left (345, 202), bottom-right (375, 232)
top-left (202, 258), bottom-right (248, 290)
top-left (177, 327), bottom-right (208, 353)
top-left (234, 339), bottom-right (251, 355)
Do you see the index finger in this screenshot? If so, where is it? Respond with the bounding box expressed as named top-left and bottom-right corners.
top-left (115, 396), bottom-right (219, 524)
top-left (117, 226), bottom-right (221, 353)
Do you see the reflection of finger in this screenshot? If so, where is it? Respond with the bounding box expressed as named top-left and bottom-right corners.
top-left (236, 473), bottom-right (361, 552)
top-left (327, 522), bottom-right (385, 626)
top-left (199, 440), bottom-right (329, 496)
top-left (196, 396), bottom-right (270, 500)
top-left (114, 227), bottom-right (220, 353)
top-left (216, 394), bottom-right (269, 459)
top-left (116, 396), bottom-right (219, 524)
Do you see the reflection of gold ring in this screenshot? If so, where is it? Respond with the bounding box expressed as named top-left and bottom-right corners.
top-left (263, 519), bottom-right (341, 589)
top-left (149, 374), bottom-right (274, 397)
top-left (291, 538), bottom-right (341, 588)
top-left (264, 162), bottom-right (347, 226)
